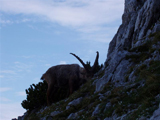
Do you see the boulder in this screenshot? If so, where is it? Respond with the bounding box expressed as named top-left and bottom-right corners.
top-left (66, 97), bottom-right (83, 110)
top-left (150, 104), bottom-right (160, 120)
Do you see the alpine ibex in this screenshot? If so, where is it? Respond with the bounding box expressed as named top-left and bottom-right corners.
top-left (41, 51), bottom-right (99, 105)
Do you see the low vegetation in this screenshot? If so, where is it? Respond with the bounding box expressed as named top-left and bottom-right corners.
top-left (22, 32), bottom-right (160, 119)
top-left (126, 32), bottom-right (160, 63)
top-left (21, 81), bottom-right (47, 111)
top-left (24, 57), bottom-right (160, 119)
top-left (21, 61), bottom-right (103, 112)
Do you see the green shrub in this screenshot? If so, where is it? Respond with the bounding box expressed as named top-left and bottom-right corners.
top-left (21, 81), bottom-right (48, 111)
top-left (21, 60), bottom-right (103, 113)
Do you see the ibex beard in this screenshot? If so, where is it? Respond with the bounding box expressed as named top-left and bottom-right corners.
top-left (41, 52), bottom-right (99, 105)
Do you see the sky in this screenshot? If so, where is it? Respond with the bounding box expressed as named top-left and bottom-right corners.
top-left (0, 0), bottom-right (124, 119)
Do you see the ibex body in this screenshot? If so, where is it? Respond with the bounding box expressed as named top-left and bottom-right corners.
top-left (41, 52), bottom-right (99, 105)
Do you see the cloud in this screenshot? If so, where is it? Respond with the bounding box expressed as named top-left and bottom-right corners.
top-left (0, 0), bottom-right (124, 31)
top-left (0, 103), bottom-right (26, 120)
top-left (59, 61), bottom-right (67, 64)
top-left (21, 55), bottom-right (34, 59)
top-left (0, 0), bottom-right (124, 43)
top-left (0, 70), bottom-right (16, 74)
top-left (16, 91), bottom-right (26, 96)
top-left (33, 77), bottom-right (41, 82)
top-left (80, 26), bottom-right (119, 43)
top-left (0, 87), bottom-right (12, 92)
top-left (0, 19), bottom-right (13, 24)
top-left (0, 61), bottom-right (34, 82)
top-left (0, 97), bottom-right (11, 102)
top-left (45, 64), bottom-right (51, 67)
top-left (0, 75), bottom-right (4, 78)
top-left (14, 61), bottom-right (33, 73)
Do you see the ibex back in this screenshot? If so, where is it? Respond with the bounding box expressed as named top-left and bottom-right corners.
top-left (41, 52), bottom-right (99, 105)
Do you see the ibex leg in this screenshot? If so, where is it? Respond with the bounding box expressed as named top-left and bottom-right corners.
top-left (47, 83), bottom-right (55, 105)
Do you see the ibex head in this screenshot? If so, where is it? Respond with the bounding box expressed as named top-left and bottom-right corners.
top-left (70, 51), bottom-right (99, 78)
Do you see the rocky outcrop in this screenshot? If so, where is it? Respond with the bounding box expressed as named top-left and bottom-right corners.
top-left (150, 103), bottom-right (160, 120)
top-left (66, 97), bottom-right (83, 110)
top-left (95, 0), bottom-right (160, 92)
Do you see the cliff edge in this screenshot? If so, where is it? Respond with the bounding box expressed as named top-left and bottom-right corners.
top-left (95, 0), bottom-right (160, 92)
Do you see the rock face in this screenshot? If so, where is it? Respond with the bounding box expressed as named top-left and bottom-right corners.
top-left (95, 0), bottom-right (160, 92)
top-left (150, 104), bottom-right (160, 120)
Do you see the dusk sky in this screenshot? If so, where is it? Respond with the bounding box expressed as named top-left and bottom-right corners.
top-left (0, 0), bottom-right (124, 119)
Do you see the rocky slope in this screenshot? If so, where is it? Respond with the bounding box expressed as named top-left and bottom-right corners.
top-left (95, 0), bottom-right (160, 92)
top-left (14, 0), bottom-right (160, 119)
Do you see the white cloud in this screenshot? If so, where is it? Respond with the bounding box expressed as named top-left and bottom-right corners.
top-left (0, 0), bottom-right (124, 43)
top-left (0, 0), bottom-right (124, 32)
top-left (0, 103), bottom-right (26, 120)
top-left (0, 87), bottom-right (12, 92)
top-left (59, 61), bottom-right (67, 64)
top-left (45, 64), bottom-right (51, 67)
top-left (14, 61), bottom-right (33, 73)
top-left (0, 61), bottom-right (34, 81)
top-left (0, 97), bottom-right (11, 102)
top-left (80, 26), bottom-right (119, 43)
top-left (0, 70), bottom-right (16, 74)
top-left (0, 19), bottom-right (13, 24)
top-left (33, 77), bottom-right (41, 82)
top-left (21, 18), bottom-right (32, 23)
top-left (21, 55), bottom-right (34, 59)
top-left (0, 75), bottom-right (4, 78)
top-left (16, 91), bottom-right (26, 96)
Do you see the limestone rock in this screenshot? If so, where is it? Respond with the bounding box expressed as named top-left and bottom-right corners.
top-left (92, 104), bottom-right (100, 116)
top-left (66, 97), bottom-right (83, 110)
top-left (50, 111), bottom-right (62, 117)
top-left (104, 117), bottom-right (112, 120)
top-left (67, 113), bottom-right (77, 119)
top-left (150, 104), bottom-right (160, 120)
top-left (95, 0), bottom-right (160, 92)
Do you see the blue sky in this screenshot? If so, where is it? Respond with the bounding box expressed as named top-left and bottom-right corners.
top-left (0, 0), bottom-right (124, 119)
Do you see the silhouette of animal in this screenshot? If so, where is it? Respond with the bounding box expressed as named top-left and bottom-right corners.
top-left (41, 52), bottom-right (99, 105)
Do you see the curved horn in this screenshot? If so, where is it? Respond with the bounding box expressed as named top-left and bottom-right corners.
top-left (91, 51), bottom-right (99, 73)
top-left (70, 53), bottom-right (90, 73)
